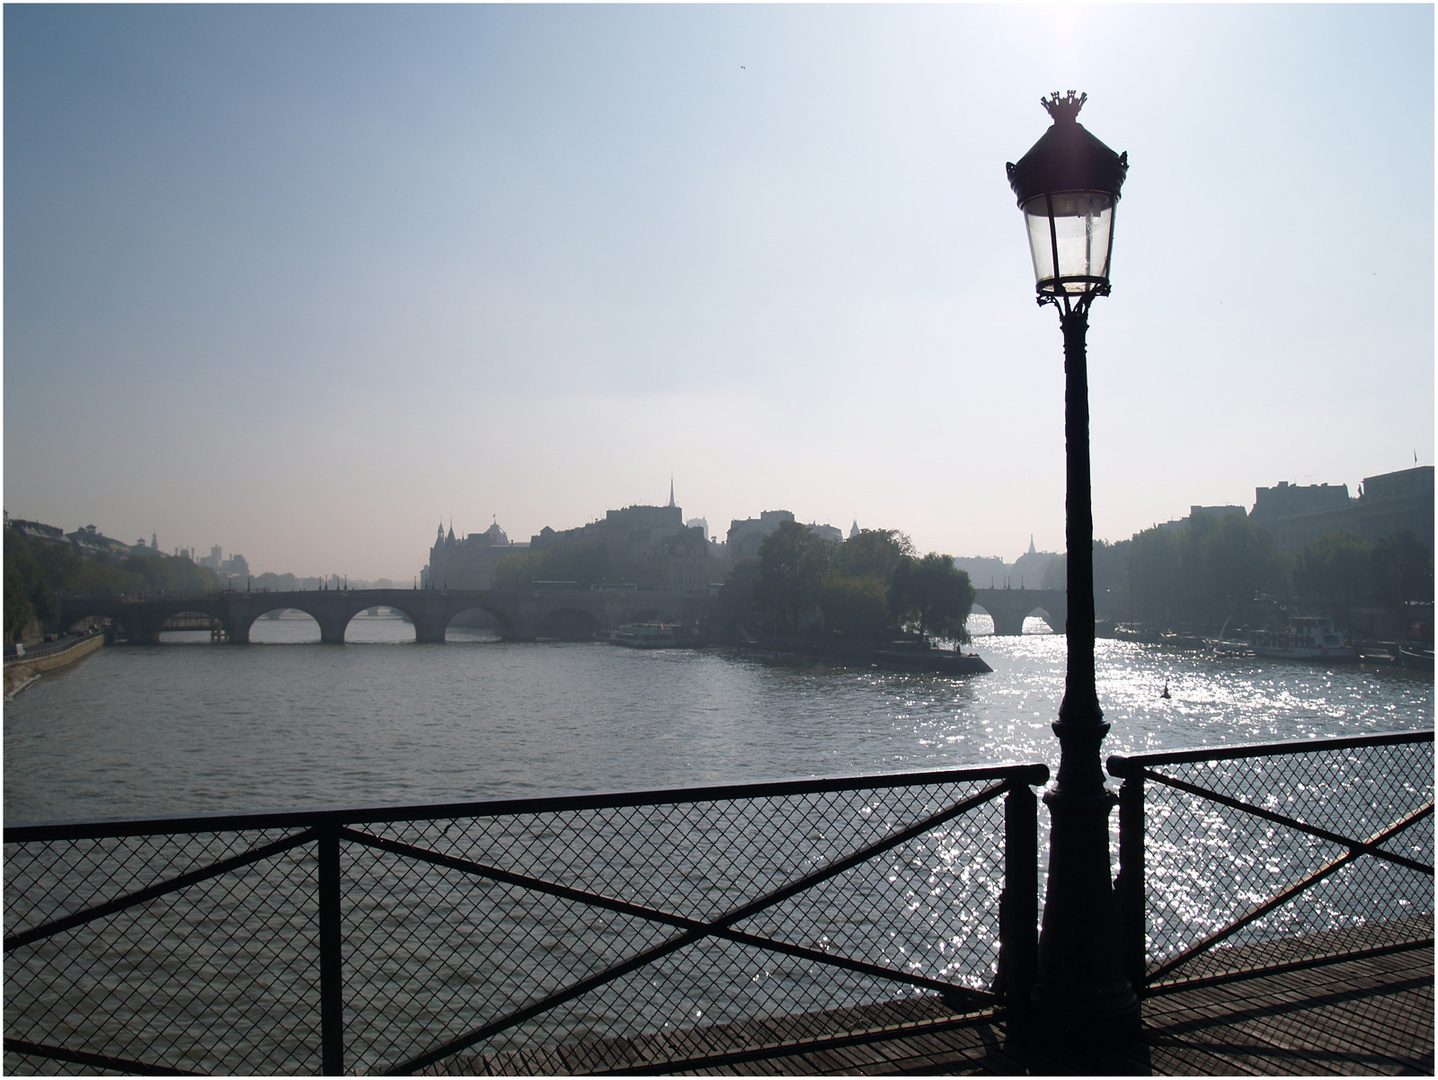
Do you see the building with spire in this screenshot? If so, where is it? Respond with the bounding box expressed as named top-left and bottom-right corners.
top-left (422, 517), bottom-right (527, 589)
top-left (527, 482), bottom-right (716, 591)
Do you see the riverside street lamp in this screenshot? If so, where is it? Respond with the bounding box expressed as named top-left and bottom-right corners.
top-left (1006, 91), bottom-right (1139, 1043)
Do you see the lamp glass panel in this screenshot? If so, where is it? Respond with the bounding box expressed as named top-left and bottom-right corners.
top-left (1022, 192), bottom-right (1115, 294)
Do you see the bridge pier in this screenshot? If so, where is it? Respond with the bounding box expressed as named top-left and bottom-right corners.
top-left (317, 615), bottom-right (349, 645)
top-left (412, 616), bottom-right (447, 644)
top-left (988, 610), bottom-right (1030, 637)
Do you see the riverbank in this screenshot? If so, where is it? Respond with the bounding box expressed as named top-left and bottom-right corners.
top-left (3, 631), bottom-right (105, 700)
top-left (734, 634), bottom-right (993, 675)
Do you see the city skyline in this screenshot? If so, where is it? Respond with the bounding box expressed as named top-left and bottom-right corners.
top-left (6, 5), bottom-right (1432, 581)
top-left (10, 456), bottom-right (1426, 585)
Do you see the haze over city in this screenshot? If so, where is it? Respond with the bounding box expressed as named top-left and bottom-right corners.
top-left (5, 4), bottom-right (1432, 582)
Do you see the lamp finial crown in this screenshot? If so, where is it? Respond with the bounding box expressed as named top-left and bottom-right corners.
top-left (1041, 90), bottom-right (1087, 125)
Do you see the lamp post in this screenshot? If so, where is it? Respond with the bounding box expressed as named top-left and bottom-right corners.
top-left (1006, 91), bottom-right (1139, 1043)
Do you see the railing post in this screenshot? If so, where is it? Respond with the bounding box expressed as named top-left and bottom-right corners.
top-left (317, 823), bottom-right (345, 1075)
top-left (1112, 765), bottom-right (1145, 997)
top-left (996, 773), bottom-right (1039, 1013)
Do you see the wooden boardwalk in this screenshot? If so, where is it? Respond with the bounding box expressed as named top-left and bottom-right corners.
top-left (443, 920), bottom-right (1432, 1076)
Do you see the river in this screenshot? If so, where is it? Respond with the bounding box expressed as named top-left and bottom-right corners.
top-left (5, 614), bottom-right (1432, 824)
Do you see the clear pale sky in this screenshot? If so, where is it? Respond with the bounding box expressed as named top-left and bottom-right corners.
top-left (5, 4), bottom-right (1432, 582)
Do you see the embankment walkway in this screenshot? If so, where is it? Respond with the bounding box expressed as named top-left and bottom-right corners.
top-left (3, 632), bottom-right (104, 700)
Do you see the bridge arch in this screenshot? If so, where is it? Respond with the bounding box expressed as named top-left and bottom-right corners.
top-left (156, 610), bottom-right (227, 642)
top-left (342, 606), bottom-right (418, 644)
top-left (442, 605), bottom-right (506, 642)
top-left (970, 589), bottom-right (1067, 637)
top-left (534, 607), bottom-right (601, 641)
top-left (235, 606), bottom-right (319, 644)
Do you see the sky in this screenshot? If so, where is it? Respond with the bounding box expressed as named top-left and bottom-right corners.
top-left (4, 4), bottom-right (1433, 582)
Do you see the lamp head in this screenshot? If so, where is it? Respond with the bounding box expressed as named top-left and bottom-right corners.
top-left (1006, 92), bottom-right (1128, 300)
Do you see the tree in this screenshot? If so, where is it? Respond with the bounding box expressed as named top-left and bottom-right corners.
top-left (836, 529), bottom-right (913, 580)
top-left (1126, 512), bottom-right (1280, 625)
top-left (755, 521), bottom-right (830, 632)
top-left (1042, 539), bottom-right (1131, 617)
top-left (889, 553), bottom-right (976, 642)
top-left (820, 575), bottom-right (892, 639)
top-left (1369, 530), bottom-right (1433, 611)
top-left (493, 542), bottom-right (610, 591)
top-left (1127, 526), bottom-right (1182, 623)
top-left (1291, 531), bottom-right (1371, 606)
top-left (5, 530), bottom-right (41, 639)
top-left (1195, 511), bottom-right (1281, 619)
top-left (717, 557), bottom-right (761, 633)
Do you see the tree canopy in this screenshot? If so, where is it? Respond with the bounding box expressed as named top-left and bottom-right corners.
top-left (493, 541), bottom-right (610, 591)
top-left (889, 552), bottom-right (976, 641)
top-left (4, 528), bottom-right (222, 639)
top-left (723, 523), bottom-right (973, 642)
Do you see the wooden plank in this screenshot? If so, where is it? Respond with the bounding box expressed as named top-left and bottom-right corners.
top-left (1143, 951), bottom-right (1433, 1077)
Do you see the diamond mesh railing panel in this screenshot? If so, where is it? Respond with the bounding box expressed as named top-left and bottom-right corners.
top-left (342, 779), bottom-right (1012, 1074)
top-left (5, 767), bottom-right (1035, 1075)
top-left (5, 828), bottom-right (321, 1075)
top-left (1112, 733), bottom-right (1434, 992)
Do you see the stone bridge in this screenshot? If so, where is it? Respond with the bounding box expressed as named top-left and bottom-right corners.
top-left (61, 589), bottom-right (718, 645)
top-left (971, 587), bottom-right (1067, 637)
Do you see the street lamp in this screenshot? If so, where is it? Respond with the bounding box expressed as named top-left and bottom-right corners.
top-left (1006, 91), bottom-right (1139, 1043)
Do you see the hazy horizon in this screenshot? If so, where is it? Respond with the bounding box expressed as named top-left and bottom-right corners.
top-left (6, 5), bottom-right (1433, 581)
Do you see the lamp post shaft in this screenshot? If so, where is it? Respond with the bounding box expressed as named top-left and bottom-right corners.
top-left (1026, 305), bottom-right (1139, 1043)
top-left (1059, 308), bottom-right (1099, 733)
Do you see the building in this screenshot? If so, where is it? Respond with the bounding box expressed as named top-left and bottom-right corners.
top-left (1357, 466), bottom-right (1434, 552)
top-left (531, 501), bottom-right (713, 591)
top-left (726, 510), bottom-right (796, 562)
top-left (1248, 467), bottom-right (1433, 553)
top-left (221, 553), bottom-right (250, 580)
top-left (1011, 536), bottom-right (1060, 588)
top-left (6, 516), bottom-right (68, 547)
top-left (951, 555), bottom-right (1008, 589)
top-left (423, 520), bottom-right (528, 590)
top-left (65, 525), bottom-right (132, 559)
top-left (951, 537), bottom-right (1060, 590)
top-left (130, 533), bottom-right (163, 559)
top-left (1249, 482), bottom-right (1354, 552)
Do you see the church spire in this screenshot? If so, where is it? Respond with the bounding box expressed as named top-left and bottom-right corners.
top-left (668, 473), bottom-right (675, 509)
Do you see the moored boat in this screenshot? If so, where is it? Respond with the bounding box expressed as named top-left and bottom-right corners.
top-left (1398, 643), bottom-right (1434, 672)
top-left (1250, 616), bottom-right (1356, 661)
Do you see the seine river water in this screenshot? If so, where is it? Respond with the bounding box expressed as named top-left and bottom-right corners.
top-left (5, 614), bottom-right (1432, 824)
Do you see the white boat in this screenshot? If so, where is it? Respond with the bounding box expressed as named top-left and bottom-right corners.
top-left (1250, 616), bottom-right (1356, 661)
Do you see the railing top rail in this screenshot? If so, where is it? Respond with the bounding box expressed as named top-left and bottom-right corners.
top-left (1107, 728), bottom-right (1433, 778)
top-left (4, 761), bottom-right (1049, 842)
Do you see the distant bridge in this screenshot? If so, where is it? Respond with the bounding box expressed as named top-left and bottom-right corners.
top-left (61, 589), bottom-right (718, 645)
top-left (971, 587), bottom-right (1066, 637)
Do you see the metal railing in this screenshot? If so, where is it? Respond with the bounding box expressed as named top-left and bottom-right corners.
top-left (1108, 730), bottom-right (1434, 996)
top-left (4, 763), bottom-right (1046, 1075)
